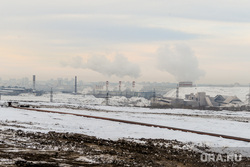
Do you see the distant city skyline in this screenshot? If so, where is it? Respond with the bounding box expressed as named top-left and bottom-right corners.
top-left (1, 1), bottom-right (250, 84)
top-left (0, 76), bottom-right (248, 87)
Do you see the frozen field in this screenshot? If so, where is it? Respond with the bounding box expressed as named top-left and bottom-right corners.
top-left (0, 87), bottom-right (250, 157)
top-left (0, 105), bottom-right (250, 156)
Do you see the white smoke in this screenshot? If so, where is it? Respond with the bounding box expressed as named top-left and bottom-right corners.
top-left (63, 54), bottom-right (141, 78)
top-left (157, 44), bottom-right (205, 82)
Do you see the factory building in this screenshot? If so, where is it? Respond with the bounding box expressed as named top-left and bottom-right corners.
top-left (152, 92), bottom-right (242, 108)
top-left (0, 87), bottom-right (32, 96)
top-left (185, 92), bottom-right (242, 107)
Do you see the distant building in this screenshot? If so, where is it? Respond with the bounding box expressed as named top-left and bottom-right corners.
top-left (152, 92), bottom-right (243, 108)
top-left (233, 82), bottom-right (240, 87)
top-left (0, 86), bottom-right (43, 96)
top-left (151, 97), bottom-right (184, 108)
top-left (185, 92), bottom-right (242, 107)
top-left (179, 82), bottom-right (193, 87)
top-left (0, 87), bottom-right (30, 96)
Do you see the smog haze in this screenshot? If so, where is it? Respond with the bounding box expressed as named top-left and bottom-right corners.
top-left (1, 0), bottom-right (250, 84)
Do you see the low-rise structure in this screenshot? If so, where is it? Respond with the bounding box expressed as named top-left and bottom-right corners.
top-left (152, 92), bottom-right (243, 109)
top-left (185, 92), bottom-right (242, 107)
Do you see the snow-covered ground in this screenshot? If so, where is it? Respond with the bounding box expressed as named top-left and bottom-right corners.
top-left (1, 93), bottom-right (150, 107)
top-left (0, 87), bottom-right (250, 156)
top-left (0, 105), bottom-right (250, 156)
top-left (37, 107), bottom-right (250, 138)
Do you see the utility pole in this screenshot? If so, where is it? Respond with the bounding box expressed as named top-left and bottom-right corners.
top-left (50, 87), bottom-right (53, 102)
top-left (248, 83), bottom-right (250, 106)
top-left (106, 92), bottom-right (109, 106)
top-left (153, 88), bottom-right (156, 103)
top-left (105, 81), bottom-right (109, 105)
top-left (176, 84), bottom-right (179, 99)
top-left (75, 76), bottom-right (77, 95)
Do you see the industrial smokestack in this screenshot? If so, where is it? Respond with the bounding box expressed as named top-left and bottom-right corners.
top-left (75, 76), bottom-right (77, 95)
top-left (33, 75), bottom-right (36, 92)
top-left (106, 81), bottom-right (109, 92)
top-left (132, 81), bottom-right (135, 92)
top-left (119, 81), bottom-right (122, 92)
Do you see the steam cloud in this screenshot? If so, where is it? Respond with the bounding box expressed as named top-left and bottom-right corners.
top-left (157, 44), bottom-right (205, 82)
top-left (63, 54), bottom-right (141, 78)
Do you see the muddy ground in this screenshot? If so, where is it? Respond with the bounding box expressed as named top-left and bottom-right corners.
top-left (0, 129), bottom-right (249, 167)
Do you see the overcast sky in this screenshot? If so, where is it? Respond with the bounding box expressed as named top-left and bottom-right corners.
top-left (1, 0), bottom-right (250, 84)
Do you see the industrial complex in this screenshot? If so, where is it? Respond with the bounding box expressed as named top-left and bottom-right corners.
top-left (152, 92), bottom-right (243, 109)
top-left (1, 75), bottom-right (250, 110)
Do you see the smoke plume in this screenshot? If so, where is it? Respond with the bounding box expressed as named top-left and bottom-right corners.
top-left (63, 54), bottom-right (140, 78)
top-left (157, 44), bottom-right (205, 82)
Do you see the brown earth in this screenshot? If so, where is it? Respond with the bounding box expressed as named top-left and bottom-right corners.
top-left (0, 129), bottom-right (249, 167)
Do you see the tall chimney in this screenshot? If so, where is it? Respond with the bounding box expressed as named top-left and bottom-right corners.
top-left (75, 76), bottom-right (77, 94)
top-left (33, 75), bottom-right (36, 91)
top-left (106, 81), bottom-right (109, 92)
top-left (119, 81), bottom-right (122, 92)
top-left (132, 81), bottom-right (135, 92)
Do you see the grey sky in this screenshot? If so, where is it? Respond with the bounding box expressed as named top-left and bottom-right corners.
top-left (0, 0), bottom-right (250, 84)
